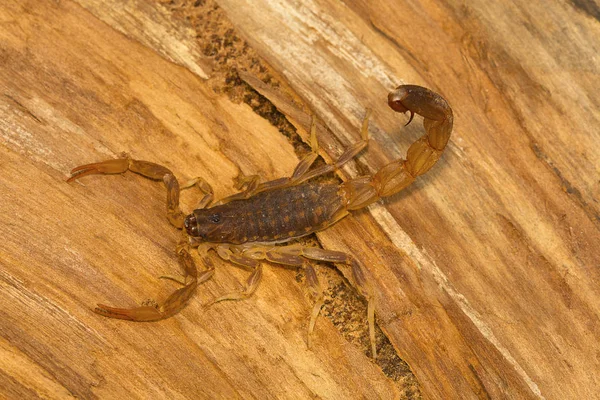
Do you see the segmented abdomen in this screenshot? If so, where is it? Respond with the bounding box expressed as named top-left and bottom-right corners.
top-left (194, 182), bottom-right (346, 244)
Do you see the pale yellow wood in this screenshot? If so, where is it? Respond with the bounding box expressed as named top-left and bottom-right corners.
top-left (77, 0), bottom-right (213, 79)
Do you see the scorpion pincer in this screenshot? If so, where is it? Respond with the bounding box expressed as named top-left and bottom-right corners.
top-left (68, 84), bottom-right (453, 359)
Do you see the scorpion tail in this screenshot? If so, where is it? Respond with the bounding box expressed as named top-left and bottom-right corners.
top-left (341, 85), bottom-right (453, 210)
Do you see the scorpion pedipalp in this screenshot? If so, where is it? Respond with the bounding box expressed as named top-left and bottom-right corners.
top-left (93, 243), bottom-right (214, 321)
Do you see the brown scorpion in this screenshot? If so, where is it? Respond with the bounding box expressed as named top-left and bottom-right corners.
top-left (68, 85), bottom-right (453, 358)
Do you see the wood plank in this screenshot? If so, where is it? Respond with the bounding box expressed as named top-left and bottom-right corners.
top-left (214, 0), bottom-right (600, 399)
top-left (2, 0), bottom-right (599, 399)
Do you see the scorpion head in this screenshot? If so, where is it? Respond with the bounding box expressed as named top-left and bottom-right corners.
top-left (184, 210), bottom-right (225, 241)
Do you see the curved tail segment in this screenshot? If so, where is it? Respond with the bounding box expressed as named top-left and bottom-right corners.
top-left (342, 85), bottom-right (453, 210)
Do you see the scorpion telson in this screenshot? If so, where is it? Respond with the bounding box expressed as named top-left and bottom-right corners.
top-left (68, 84), bottom-right (453, 359)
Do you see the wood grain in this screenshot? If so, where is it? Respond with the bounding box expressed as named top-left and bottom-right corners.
top-left (1, 0), bottom-right (599, 399)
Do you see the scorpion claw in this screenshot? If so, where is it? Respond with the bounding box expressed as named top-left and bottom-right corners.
top-left (66, 167), bottom-right (97, 183)
top-left (67, 158), bottom-right (130, 183)
top-left (94, 303), bottom-right (165, 321)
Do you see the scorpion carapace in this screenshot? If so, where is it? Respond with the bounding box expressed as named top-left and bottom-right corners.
top-left (68, 84), bottom-right (453, 359)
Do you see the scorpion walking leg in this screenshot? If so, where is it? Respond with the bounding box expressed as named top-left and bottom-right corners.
top-left (255, 244), bottom-right (376, 358)
top-left (181, 176), bottom-right (215, 210)
top-left (303, 263), bottom-right (324, 349)
top-left (208, 244), bottom-right (264, 304)
top-left (256, 245), bottom-right (325, 349)
top-left (217, 109), bottom-right (370, 207)
top-left (222, 244), bottom-right (367, 355)
top-left (299, 247), bottom-right (375, 358)
top-left (293, 109), bottom-right (372, 184)
top-left (215, 116), bottom-right (322, 205)
top-left (206, 243), bottom-right (325, 349)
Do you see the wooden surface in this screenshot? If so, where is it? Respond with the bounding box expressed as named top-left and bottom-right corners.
top-left (1, 0), bottom-right (599, 399)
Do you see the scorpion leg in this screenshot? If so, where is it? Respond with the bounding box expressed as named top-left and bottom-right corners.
top-left (214, 174), bottom-right (263, 205)
top-left (216, 116), bottom-right (322, 205)
top-left (218, 110), bottom-right (370, 207)
top-left (181, 177), bottom-right (215, 210)
top-left (205, 242), bottom-right (371, 355)
top-left (256, 245), bottom-right (325, 349)
top-left (234, 173), bottom-right (261, 193)
top-left (299, 247), bottom-right (376, 358)
top-left (212, 244), bottom-right (328, 354)
top-left (293, 109), bottom-right (372, 184)
top-left (206, 243), bottom-right (326, 349)
top-left (255, 244), bottom-right (324, 347)
top-left (208, 244), bottom-right (264, 304)
top-left (303, 263), bottom-right (324, 349)
top-left (261, 244), bottom-right (376, 358)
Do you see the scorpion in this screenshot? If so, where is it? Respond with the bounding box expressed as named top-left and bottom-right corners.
top-left (68, 85), bottom-right (453, 359)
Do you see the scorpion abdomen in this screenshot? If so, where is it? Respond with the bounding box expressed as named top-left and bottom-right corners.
top-left (187, 182), bottom-right (346, 244)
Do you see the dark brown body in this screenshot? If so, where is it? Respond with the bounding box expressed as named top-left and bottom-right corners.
top-left (185, 182), bottom-right (347, 244)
